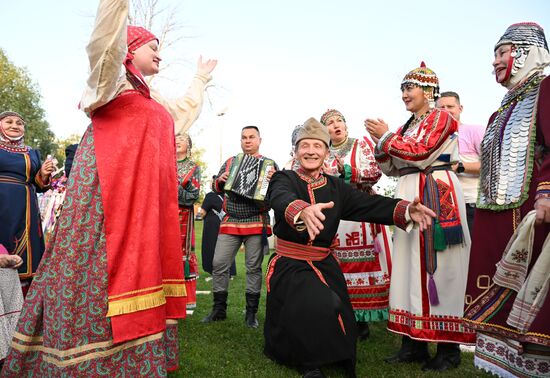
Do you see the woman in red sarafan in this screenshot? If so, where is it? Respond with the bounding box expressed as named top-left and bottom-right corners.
top-left (1, 0), bottom-right (216, 376)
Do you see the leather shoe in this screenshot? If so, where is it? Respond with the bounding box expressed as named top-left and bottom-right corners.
top-left (421, 352), bottom-right (460, 371)
top-left (357, 321), bottom-right (370, 341)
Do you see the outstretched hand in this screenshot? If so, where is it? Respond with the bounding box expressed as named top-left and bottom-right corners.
top-left (408, 197), bottom-right (436, 232)
top-left (197, 55), bottom-right (218, 76)
top-left (299, 201), bottom-right (335, 240)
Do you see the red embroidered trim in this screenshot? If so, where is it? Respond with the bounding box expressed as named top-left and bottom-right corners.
top-left (392, 200), bottom-right (410, 230)
top-left (284, 199), bottom-right (310, 229)
top-left (265, 255), bottom-right (281, 293)
top-left (388, 309), bottom-right (476, 344)
top-left (536, 181), bottom-right (550, 200)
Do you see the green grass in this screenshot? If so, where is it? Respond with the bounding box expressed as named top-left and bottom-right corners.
top-left (169, 221), bottom-right (490, 377)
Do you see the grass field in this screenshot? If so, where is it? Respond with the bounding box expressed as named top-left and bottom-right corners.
top-left (169, 221), bottom-right (490, 378)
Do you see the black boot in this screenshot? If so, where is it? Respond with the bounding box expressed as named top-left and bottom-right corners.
top-left (384, 336), bottom-right (430, 364)
top-left (201, 291), bottom-right (228, 323)
top-left (422, 342), bottom-right (461, 372)
top-left (301, 368), bottom-right (325, 378)
top-left (245, 292), bottom-right (260, 328)
top-left (356, 321), bottom-right (370, 341)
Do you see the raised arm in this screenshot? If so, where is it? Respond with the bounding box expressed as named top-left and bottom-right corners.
top-left (349, 137), bottom-right (382, 184)
top-left (80, 0), bottom-right (129, 114)
top-left (378, 110), bottom-right (458, 167)
top-left (152, 56), bottom-right (217, 135)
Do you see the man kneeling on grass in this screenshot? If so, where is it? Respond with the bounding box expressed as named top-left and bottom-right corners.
top-left (263, 117), bottom-right (436, 378)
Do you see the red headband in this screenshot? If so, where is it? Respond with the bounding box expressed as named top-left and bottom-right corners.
top-left (127, 26), bottom-right (158, 52)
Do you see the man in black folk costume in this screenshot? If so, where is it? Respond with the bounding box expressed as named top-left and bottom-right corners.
top-left (264, 118), bottom-right (436, 378)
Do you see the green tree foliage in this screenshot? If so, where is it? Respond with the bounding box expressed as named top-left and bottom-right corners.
top-left (0, 48), bottom-right (57, 158)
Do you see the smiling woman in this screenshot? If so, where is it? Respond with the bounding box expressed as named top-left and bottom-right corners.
top-left (367, 62), bottom-right (475, 372)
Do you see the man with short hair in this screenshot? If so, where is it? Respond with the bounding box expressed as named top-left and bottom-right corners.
top-left (437, 91), bottom-right (485, 235)
top-left (202, 126), bottom-right (277, 328)
top-left (264, 117), bottom-right (436, 378)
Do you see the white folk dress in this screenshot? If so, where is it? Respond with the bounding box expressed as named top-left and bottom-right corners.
top-left (325, 136), bottom-right (393, 322)
top-left (375, 109), bottom-right (474, 344)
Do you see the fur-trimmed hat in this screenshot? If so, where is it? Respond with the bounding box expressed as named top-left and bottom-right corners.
top-left (295, 117), bottom-right (330, 147)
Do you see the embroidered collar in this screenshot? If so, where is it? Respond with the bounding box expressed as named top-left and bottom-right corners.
top-left (330, 137), bottom-right (355, 157)
top-left (296, 167), bottom-right (327, 187)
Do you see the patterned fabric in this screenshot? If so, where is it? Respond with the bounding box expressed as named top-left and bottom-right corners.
top-left (177, 158), bottom-right (200, 309)
top-left (474, 333), bottom-right (550, 378)
top-left (376, 108), bottom-right (474, 344)
top-left (388, 201), bottom-right (407, 231)
top-left (401, 61), bottom-right (439, 91)
top-left (388, 310), bottom-right (472, 343)
top-left (37, 176), bottom-right (67, 247)
top-left (496, 22), bottom-right (549, 51)
top-left (127, 25), bottom-right (158, 52)
top-left (325, 135), bottom-right (392, 321)
top-left (0, 267), bottom-right (23, 361)
top-left (478, 73), bottom-right (544, 210)
top-left (467, 211), bottom-right (550, 335)
top-left (284, 199), bottom-right (310, 231)
top-left (320, 109), bottom-right (345, 126)
top-left (464, 71), bottom-right (550, 378)
top-left (1, 127), bottom-right (179, 376)
top-left (537, 181), bottom-right (550, 200)
top-left (213, 156), bottom-right (276, 236)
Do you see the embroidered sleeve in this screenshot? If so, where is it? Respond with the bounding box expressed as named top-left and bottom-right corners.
top-left (393, 200), bottom-right (410, 230)
top-left (380, 110), bottom-right (458, 162)
top-left (285, 200), bottom-right (310, 231)
top-left (352, 136), bottom-right (382, 185)
top-left (179, 165), bottom-right (201, 207)
top-left (374, 145), bottom-right (399, 177)
top-left (536, 182), bottom-right (550, 200)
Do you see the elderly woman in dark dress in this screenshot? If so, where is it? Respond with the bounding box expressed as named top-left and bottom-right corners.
top-left (0, 111), bottom-right (53, 288)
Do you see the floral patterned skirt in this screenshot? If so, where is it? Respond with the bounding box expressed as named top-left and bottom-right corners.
top-left (1, 127), bottom-right (179, 377)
